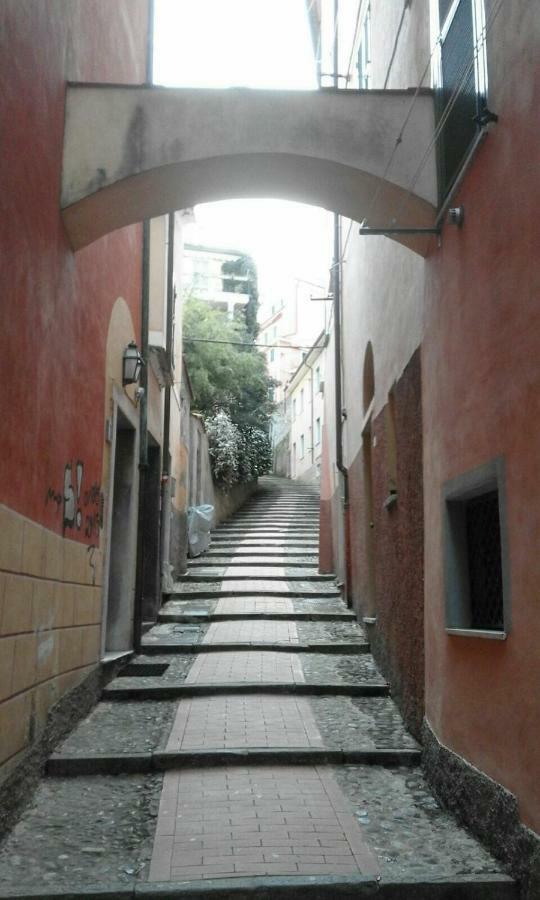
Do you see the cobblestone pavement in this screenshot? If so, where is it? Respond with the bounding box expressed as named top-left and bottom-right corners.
top-left (105, 654), bottom-right (195, 690)
top-left (333, 766), bottom-right (503, 879)
top-left (143, 622), bottom-right (209, 644)
top-left (308, 697), bottom-right (419, 750)
top-left (0, 476), bottom-right (513, 894)
top-left (296, 621), bottom-right (367, 642)
top-left (0, 775), bottom-right (162, 889)
top-left (300, 653), bottom-right (385, 685)
top-left (57, 701), bottom-right (177, 755)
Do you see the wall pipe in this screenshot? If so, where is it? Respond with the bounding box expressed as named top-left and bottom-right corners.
top-left (133, 219), bottom-right (150, 653)
top-left (133, 0), bottom-right (155, 652)
top-left (332, 213), bottom-right (351, 601)
top-left (332, 0), bottom-right (351, 602)
top-left (160, 212), bottom-right (175, 587)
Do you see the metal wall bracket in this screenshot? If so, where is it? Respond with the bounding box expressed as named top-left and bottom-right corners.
top-left (359, 226), bottom-right (441, 236)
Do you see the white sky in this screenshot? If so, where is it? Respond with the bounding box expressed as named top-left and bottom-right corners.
top-left (153, 0), bottom-right (334, 306)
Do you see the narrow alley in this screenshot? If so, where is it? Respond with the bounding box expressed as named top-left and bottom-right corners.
top-left (0, 478), bottom-right (517, 897)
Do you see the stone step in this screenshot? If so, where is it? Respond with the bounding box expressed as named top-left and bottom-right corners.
top-left (168, 586), bottom-right (341, 600)
top-left (232, 515), bottom-right (319, 520)
top-left (213, 530), bottom-right (320, 537)
top-left (157, 612), bottom-right (356, 624)
top-left (211, 535), bottom-right (319, 541)
top-left (188, 559), bottom-right (319, 568)
top-left (177, 571), bottom-right (334, 582)
top-left (102, 682), bottom-right (391, 700)
top-left (47, 746), bottom-right (421, 776)
top-left (1, 874), bottom-right (516, 899)
top-left (141, 641), bottom-right (370, 654)
top-left (215, 523), bottom-right (319, 528)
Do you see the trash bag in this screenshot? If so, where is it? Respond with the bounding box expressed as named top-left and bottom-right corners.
top-left (187, 504), bottom-right (214, 557)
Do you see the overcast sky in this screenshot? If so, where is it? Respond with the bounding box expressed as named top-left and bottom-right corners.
top-left (153, 0), bottom-right (334, 304)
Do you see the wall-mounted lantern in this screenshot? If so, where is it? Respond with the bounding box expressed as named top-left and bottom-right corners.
top-left (122, 341), bottom-right (143, 386)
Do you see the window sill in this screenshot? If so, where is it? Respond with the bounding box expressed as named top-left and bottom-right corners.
top-left (446, 628), bottom-right (507, 641)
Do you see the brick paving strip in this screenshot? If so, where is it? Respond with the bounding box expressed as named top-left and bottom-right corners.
top-left (166, 696), bottom-right (323, 751)
top-left (203, 621), bottom-right (299, 645)
top-left (185, 651), bottom-right (305, 685)
top-left (214, 597), bottom-right (295, 615)
top-left (149, 765), bottom-right (380, 882)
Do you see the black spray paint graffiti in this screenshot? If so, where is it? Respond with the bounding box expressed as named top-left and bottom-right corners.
top-left (87, 545), bottom-right (97, 586)
top-left (46, 461), bottom-right (103, 538)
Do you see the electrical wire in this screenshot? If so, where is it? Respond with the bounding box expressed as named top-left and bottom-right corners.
top-left (383, 0), bottom-right (409, 90)
top-left (183, 336), bottom-right (324, 351)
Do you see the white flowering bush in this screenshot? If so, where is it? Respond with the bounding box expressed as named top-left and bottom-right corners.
top-left (205, 411), bottom-right (240, 488)
top-left (206, 411), bottom-right (272, 488)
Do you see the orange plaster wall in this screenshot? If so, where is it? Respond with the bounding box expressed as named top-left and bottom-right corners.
top-left (0, 0), bottom-right (148, 541)
top-left (423, 0), bottom-right (540, 832)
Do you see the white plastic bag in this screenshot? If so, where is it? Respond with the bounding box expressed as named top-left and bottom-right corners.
top-left (187, 504), bottom-right (214, 557)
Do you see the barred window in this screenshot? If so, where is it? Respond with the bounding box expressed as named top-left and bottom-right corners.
top-left (465, 491), bottom-right (504, 630)
top-left (443, 459), bottom-right (509, 638)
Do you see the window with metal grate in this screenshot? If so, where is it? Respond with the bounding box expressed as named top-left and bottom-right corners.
top-left (443, 458), bottom-right (510, 638)
top-left (465, 490), bottom-right (504, 630)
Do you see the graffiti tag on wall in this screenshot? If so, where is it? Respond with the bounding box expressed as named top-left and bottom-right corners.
top-left (46, 461), bottom-right (104, 538)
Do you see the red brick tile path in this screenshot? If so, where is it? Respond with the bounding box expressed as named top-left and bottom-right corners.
top-left (203, 620), bottom-right (299, 644)
top-left (223, 566), bottom-right (286, 578)
top-left (185, 651), bottom-right (305, 685)
top-left (149, 766), bottom-right (380, 882)
top-left (214, 597), bottom-right (295, 615)
top-left (166, 696), bottom-right (323, 751)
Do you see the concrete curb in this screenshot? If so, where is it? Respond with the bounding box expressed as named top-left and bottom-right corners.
top-left (140, 641), bottom-right (369, 655)
top-left (177, 574), bottom-right (335, 582)
top-left (188, 561), bottom-right (318, 568)
top-left (157, 612), bottom-right (355, 623)
top-left (168, 589), bottom-right (341, 600)
top-left (47, 746), bottom-right (421, 776)
top-left (106, 681), bottom-right (389, 697)
top-left (0, 872), bottom-right (519, 899)
top-left (102, 681), bottom-right (390, 700)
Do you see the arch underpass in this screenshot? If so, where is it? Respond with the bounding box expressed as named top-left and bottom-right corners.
top-left (61, 85), bottom-right (437, 254)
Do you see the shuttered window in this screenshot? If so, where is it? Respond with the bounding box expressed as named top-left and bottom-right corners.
top-left (436, 0), bottom-right (485, 200)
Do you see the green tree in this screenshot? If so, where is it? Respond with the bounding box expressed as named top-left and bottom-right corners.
top-left (183, 297), bottom-right (275, 429)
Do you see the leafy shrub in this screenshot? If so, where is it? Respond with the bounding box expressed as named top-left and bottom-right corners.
top-left (206, 411), bottom-right (272, 488)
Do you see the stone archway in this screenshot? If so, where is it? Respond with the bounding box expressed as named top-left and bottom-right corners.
top-left (61, 85), bottom-right (436, 253)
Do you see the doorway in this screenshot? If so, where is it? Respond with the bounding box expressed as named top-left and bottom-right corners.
top-left (142, 441), bottom-right (162, 622)
top-left (104, 408), bottom-right (137, 653)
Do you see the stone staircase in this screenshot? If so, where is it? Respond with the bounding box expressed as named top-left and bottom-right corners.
top-left (0, 476), bottom-right (517, 898)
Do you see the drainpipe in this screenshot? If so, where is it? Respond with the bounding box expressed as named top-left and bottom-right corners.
top-left (133, 219), bottom-right (151, 653)
top-left (332, 213), bottom-right (351, 603)
top-left (160, 212), bottom-right (176, 590)
top-left (332, 0), bottom-right (351, 603)
top-left (133, 1), bottom-right (155, 652)
top-left (305, 358), bottom-right (315, 470)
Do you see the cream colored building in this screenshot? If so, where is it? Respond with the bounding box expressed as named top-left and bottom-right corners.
top-left (286, 334), bottom-right (327, 484)
top-left (182, 243), bottom-right (251, 319)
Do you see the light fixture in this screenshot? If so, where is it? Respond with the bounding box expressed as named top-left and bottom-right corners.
top-left (122, 341), bottom-right (143, 386)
